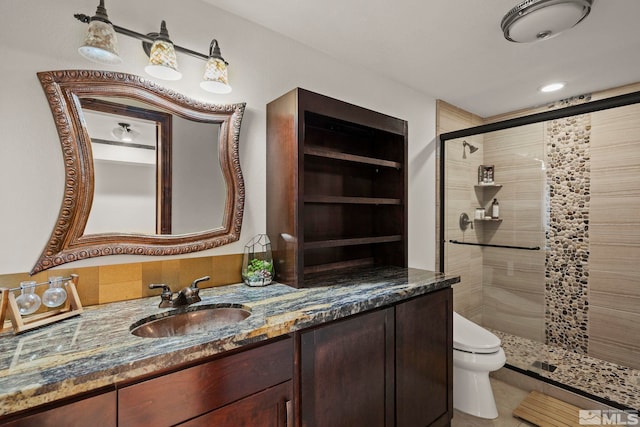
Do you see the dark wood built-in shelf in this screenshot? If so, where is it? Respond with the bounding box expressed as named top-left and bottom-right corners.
top-left (305, 195), bottom-right (402, 205)
top-left (304, 145), bottom-right (402, 169)
top-left (304, 235), bottom-right (403, 250)
top-left (267, 88), bottom-right (408, 287)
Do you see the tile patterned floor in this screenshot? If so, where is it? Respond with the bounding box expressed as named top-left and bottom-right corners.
top-left (492, 329), bottom-right (640, 410)
top-left (451, 378), bottom-right (535, 427)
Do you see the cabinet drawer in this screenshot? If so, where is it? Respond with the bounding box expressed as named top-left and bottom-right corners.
top-left (0, 390), bottom-right (116, 427)
top-left (177, 381), bottom-right (293, 427)
top-left (118, 336), bottom-right (293, 427)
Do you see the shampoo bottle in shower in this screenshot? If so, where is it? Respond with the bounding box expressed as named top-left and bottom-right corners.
top-left (491, 198), bottom-right (499, 219)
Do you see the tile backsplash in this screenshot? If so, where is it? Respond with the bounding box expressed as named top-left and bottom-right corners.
top-left (0, 254), bottom-right (242, 307)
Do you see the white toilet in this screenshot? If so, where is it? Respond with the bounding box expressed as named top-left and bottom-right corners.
top-left (453, 312), bottom-right (506, 419)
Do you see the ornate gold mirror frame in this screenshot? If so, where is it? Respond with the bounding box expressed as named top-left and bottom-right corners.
top-left (32, 70), bottom-right (245, 274)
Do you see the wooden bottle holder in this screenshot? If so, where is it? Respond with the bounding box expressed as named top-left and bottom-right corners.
top-left (0, 274), bottom-right (83, 335)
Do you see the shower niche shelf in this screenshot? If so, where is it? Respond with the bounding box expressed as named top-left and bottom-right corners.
top-left (474, 184), bottom-right (502, 189)
top-left (474, 181), bottom-right (502, 222)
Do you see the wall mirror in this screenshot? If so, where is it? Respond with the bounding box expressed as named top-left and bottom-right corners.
top-left (32, 70), bottom-right (245, 274)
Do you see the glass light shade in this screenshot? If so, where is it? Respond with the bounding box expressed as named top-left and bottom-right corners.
top-left (145, 40), bottom-right (182, 81)
top-left (200, 57), bottom-right (232, 94)
top-left (111, 123), bottom-right (139, 142)
top-left (78, 20), bottom-right (122, 64)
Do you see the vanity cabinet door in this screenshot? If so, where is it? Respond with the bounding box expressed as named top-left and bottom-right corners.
top-left (0, 390), bottom-right (116, 427)
top-left (395, 288), bottom-right (453, 427)
top-left (118, 336), bottom-right (293, 427)
top-left (177, 381), bottom-right (293, 427)
top-left (300, 308), bottom-right (395, 427)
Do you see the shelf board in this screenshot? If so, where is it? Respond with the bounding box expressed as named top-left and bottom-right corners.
top-left (304, 257), bottom-right (375, 276)
top-left (474, 218), bottom-right (502, 222)
top-left (474, 184), bottom-right (503, 188)
top-left (305, 195), bottom-right (402, 205)
top-left (304, 235), bottom-right (403, 250)
top-left (304, 145), bottom-right (402, 169)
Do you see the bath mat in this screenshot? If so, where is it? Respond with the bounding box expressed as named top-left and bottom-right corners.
top-left (513, 391), bottom-right (623, 426)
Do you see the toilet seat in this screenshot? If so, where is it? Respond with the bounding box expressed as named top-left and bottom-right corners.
top-left (453, 312), bottom-right (501, 354)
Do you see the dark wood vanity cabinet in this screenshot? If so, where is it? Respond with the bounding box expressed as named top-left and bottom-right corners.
top-left (177, 381), bottom-right (292, 427)
top-left (118, 336), bottom-right (293, 427)
top-left (300, 307), bottom-right (395, 427)
top-left (0, 390), bottom-right (116, 427)
top-left (396, 288), bottom-right (453, 427)
top-left (267, 88), bottom-right (408, 287)
top-left (299, 288), bottom-right (453, 427)
top-left (1, 287), bottom-right (452, 427)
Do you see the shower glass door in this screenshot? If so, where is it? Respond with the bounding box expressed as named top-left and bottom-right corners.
top-left (443, 122), bottom-right (548, 371)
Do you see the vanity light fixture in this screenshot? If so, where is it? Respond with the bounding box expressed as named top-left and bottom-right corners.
top-left (74, 1), bottom-right (232, 92)
top-left (77, 0), bottom-right (121, 64)
top-left (200, 39), bottom-right (232, 94)
top-left (144, 21), bottom-right (182, 81)
top-left (501, 0), bottom-right (593, 43)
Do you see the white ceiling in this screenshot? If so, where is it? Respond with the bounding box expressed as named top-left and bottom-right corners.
top-left (201, 0), bottom-right (640, 117)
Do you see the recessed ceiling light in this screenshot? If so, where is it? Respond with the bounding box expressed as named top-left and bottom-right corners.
top-left (540, 82), bottom-right (566, 93)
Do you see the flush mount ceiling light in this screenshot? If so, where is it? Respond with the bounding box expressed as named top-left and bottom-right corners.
top-left (74, 1), bottom-right (232, 92)
top-left (111, 122), bottom-right (139, 142)
top-left (501, 0), bottom-right (593, 43)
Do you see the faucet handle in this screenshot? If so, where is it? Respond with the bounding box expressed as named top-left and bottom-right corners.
top-left (149, 284), bottom-right (173, 307)
top-left (190, 276), bottom-right (210, 289)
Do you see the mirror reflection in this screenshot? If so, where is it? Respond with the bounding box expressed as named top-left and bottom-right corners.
top-left (80, 97), bottom-right (226, 235)
top-left (32, 70), bottom-right (245, 274)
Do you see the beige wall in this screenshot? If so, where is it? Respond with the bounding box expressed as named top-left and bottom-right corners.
top-left (589, 102), bottom-right (640, 369)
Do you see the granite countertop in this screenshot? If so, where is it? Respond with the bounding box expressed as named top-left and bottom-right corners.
top-left (0, 266), bottom-right (459, 417)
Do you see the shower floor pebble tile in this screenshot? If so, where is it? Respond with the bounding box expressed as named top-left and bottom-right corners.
top-left (492, 329), bottom-right (640, 410)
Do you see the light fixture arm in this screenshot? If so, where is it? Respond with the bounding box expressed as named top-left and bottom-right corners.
top-left (74, 13), bottom-right (211, 61)
top-left (208, 39), bottom-right (229, 65)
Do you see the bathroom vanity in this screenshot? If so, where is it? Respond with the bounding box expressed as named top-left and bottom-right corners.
top-left (0, 267), bottom-right (458, 427)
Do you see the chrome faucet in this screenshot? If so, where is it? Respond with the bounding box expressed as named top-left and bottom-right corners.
top-left (149, 276), bottom-right (210, 308)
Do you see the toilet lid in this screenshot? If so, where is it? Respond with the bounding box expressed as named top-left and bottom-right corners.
top-left (453, 312), bottom-right (501, 354)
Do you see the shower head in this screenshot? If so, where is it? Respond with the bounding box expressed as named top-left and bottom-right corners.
top-left (463, 141), bottom-right (478, 153)
top-left (462, 141), bottom-right (479, 158)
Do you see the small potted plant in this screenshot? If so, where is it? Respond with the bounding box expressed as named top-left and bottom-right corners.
top-left (242, 234), bottom-right (274, 286)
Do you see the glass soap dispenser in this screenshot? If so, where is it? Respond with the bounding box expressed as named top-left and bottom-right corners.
top-left (43, 276), bottom-right (68, 308)
top-left (15, 281), bottom-right (42, 315)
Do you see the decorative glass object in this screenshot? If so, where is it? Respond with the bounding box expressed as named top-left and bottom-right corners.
top-left (242, 234), bottom-right (274, 287)
top-left (15, 281), bottom-right (41, 316)
top-left (43, 276), bottom-right (68, 308)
